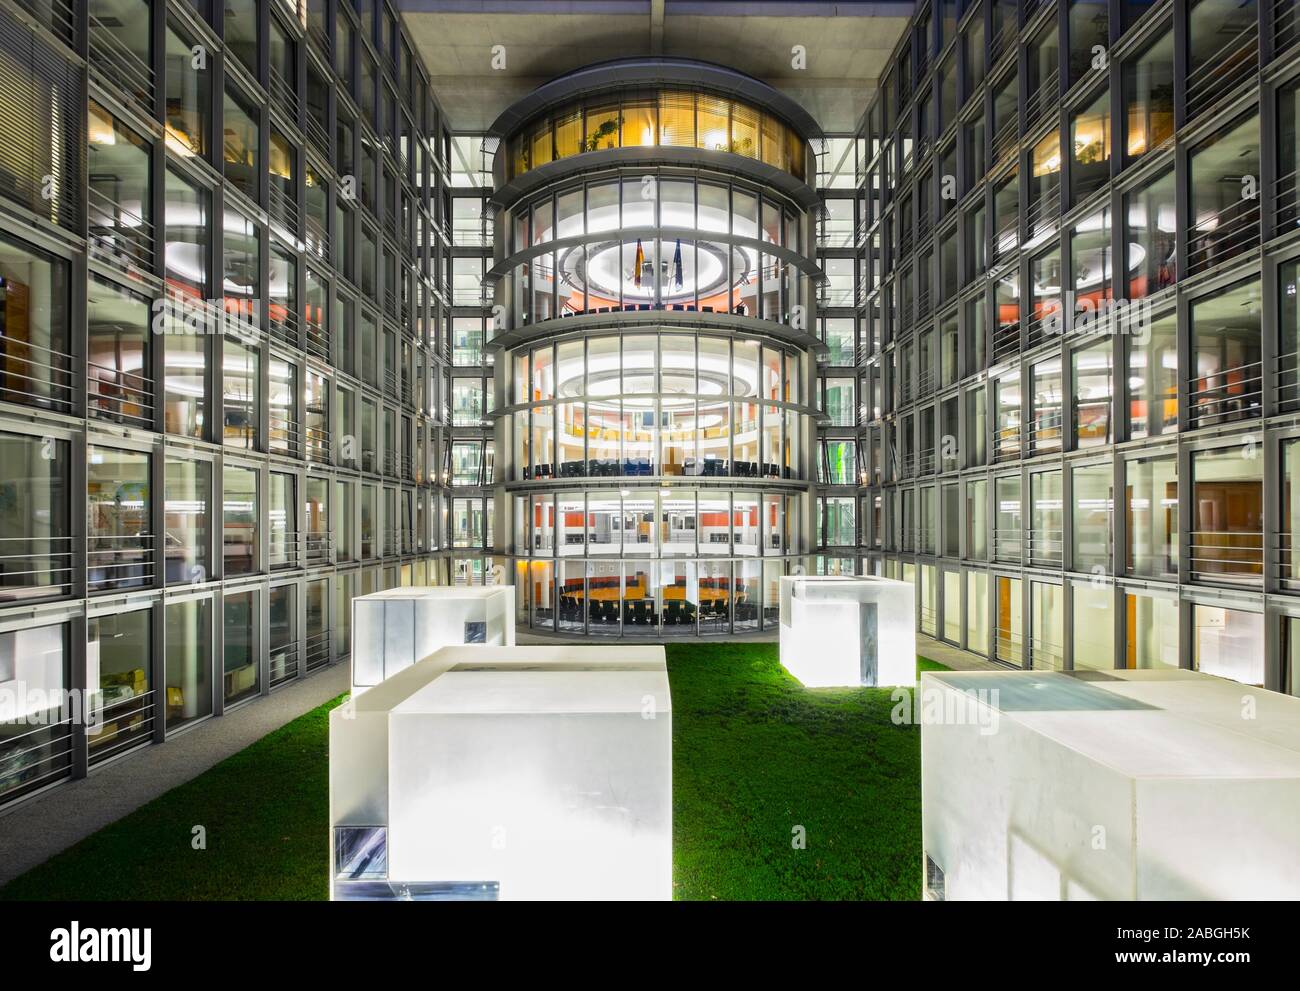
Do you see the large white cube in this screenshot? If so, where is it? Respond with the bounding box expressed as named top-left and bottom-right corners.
top-left (330, 645), bottom-right (671, 901)
top-left (350, 586), bottom-right (515, 696)
top-left (778, 575), bottom-right (915, 687)
top-left (920, 669), bottom-right (1300, 900)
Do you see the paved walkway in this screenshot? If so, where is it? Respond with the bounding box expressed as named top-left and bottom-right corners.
top-left (0, 663), bottom-right (349, 888)
top-left (917, 634), bottom-right (1005, 672)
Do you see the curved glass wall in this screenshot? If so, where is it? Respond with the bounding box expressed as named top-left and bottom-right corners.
top-left (504, 173), bottom-right (808, 326)
top-left (512, 486), bottom-right (801, 636)
top-left (508, 332), bottom-right (806, 481)
top-left (505, 88), bottom-right (809, 182)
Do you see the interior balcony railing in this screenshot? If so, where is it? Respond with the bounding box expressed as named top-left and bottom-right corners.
top-left (269, 408), bottom-right (301, 459)
top-left (88, 361), bottom-right (153, 429)
top-left (1187, 197), bottom-right (1261, 276)
top-left (993, 526), bottom-right (1023, 563)
top-left (994, 424), bottom-right (1021, 462)
top-left (1277, 0), bottom-right (1300, 60)
top-left (1189, 529), bottom-right (1264, 585)
top-left (0, 715), bottom-right (74, 805)
top-left (269, 67), bottom-right (298, 121)
top-left (0, 535), bottom-right (74, 601)
top-left (992, 319), bottom-right (1021, 363)
top-left (87, 688), bottom-right (155, 767)
top-left (1186, 361), bottom-right (1263, 428)
top-left (1025, 75), bottom-right (1059, 132)
top-left (304, 627), bottom-right (331, 672)
top-left (1272, 166), bottom-right (1300, 236)
top-left (88, 533), bottom-right (154, 593)
top-left (1028, 528), bottom-right (1064, 566)
top-left (270, 643), bottom-right (300, 689)
top-left (89, 12), bottom-right (153, 113)
top-left (88, 187), bottom-right (155, 273)
top-left (1186, 17), bottom-right (1259, 125)
top-left (269, 180), bottom-right (299, 240)
top-left (269, 529), bottom-right (302, 570)
top-left (995, 625), bottom-right (1024, 666)
top-left (305, 531), bottom-right (333, 567)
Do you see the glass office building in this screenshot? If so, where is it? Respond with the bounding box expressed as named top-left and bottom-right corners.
top-left (850, 0), bottom-right (1300, 695)
top-left (484, 61), bottom-right (822, 636)
top-left (6, 0), bottom-right (1299, 813)
top-left (0, 0), bottom-right (457, 808)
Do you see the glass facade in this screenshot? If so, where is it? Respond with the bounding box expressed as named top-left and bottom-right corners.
top-left (490, 66), bottom-right (818, 636)
top-left (0, 0), bottom-right (460, 807)
top-left (852, 0), bottom-right (1297, 690)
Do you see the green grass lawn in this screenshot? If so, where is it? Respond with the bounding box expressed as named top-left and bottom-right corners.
top-left (0, 643), bottom-right (947, 901)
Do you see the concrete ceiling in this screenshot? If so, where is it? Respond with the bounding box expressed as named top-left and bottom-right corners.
top-left (397, 0), bottom-right (912, 134)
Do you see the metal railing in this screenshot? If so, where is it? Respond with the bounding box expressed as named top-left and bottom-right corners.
top-left (269, 528), bottom-right (302, 570)
top-left (1186, 18), bottom-right (1259, 123)
top-left (268, 181), bottom-right (299, 239)
top-left (1186, 360), bottom-right (1263, 427)
top-left (88, 688), bottom-right (155, 765)
top-left (1025, 73), bottom-right (1059, 131)
top-left (1029, 528), bottom-right (1064, 566)
top-left (993, 527), bottom-right (1023, 562)
top-left (1189, 529), bottom-right (1263, 584)
top-left (269, 69), bottom-right (298, 119)
top-left (89, 12), bottom-right (153, 110)
top-left (0, 715), bottom-right (74, 804)
top-left (269, 411), bottom-right (301, 459)
top-left (992, 320), bottom-right (1021, 363)
top-left (88, 361), bottom-right (152, 429)
top-left (88, 533), bottom-right (154, 592)
top-left (0, 331), bottom-right (75, 408)
top-left (88, 187), bottom-right (155, 272)
top-left (1272, 167), bottom-right (1300, 235)
top-left (0, 535), bottom-right (74, 599)
top-left (1187, 197), bottom-right (1260, 276)
top-left (305, 531), bottom-right (333, 566)
top-left (304, 628), bottom-right (331, 672)
top-left (270, 644), bottom-right (300, 688)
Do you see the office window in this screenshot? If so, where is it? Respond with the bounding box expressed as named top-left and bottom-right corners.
top-left (88, 446), bottom-right (151, 593)
top-left (88, 101), bottom-right (152, 270)
top-left (223, 84), bottom-right (260, 203)
top-left (1193, 604), bottom-right (1263, 686)
top-left (1030, 582), bottom-right (1064, 671)
top-left (1071, 582), bottom-right (1114, 670)
top-left (165, 23), bottom-right (209, 157)
top-left (165, 590), bottom-right (210, 728)
top-left (0, 623), bottom-right (71, 801)
top-left (1072, 339), bottom-right (1111, 448)
top-left (0, 431), bottom-right (70, 602)
top-left (1188, 279), bottom-right (1262, 428)
top-left (223, 465), bottom-right (257, 577)
top-left (1126, 454), bottom-right (1178, 578)
top-left (1072, 462), bottom-right (1113, 572)
top-left (1125, 169), bottom-right (1176, 300)
top-left (1190, 445), bottom-right (1263, 584)
top-left (0, 233), bottom-right (72, 413)
top-left (222, 337), bottom-right (258, 450)
top-left (87, 610), bottom-right (152, 761)
top-left (87, 277), bottom-right (151, 428)
top-left (1122, 29), bottom-right (1174, 162)
top-left (224, 589), bottom-right (259, 705)
top-left (1125, 592), bottom-right (1178, 669)
top-left (164, 458), bottom-right (210, 585)
top-left (1069, 89), bottom-right (1110, 206)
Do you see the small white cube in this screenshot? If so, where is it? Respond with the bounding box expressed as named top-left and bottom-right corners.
top-left (779, 575), bottom-right (915, 687)
top-left (350, 586), bottom-right (515, 696)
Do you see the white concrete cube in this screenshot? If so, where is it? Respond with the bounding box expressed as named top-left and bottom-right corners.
top-left (778, 575), bottom-right (915, 687)
top-left (350, 586), bottom-right (515, 696)
top-left (330, 645), bottom-right (671, 901)
top-left (920, 669), bottom-right (1300, 900)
